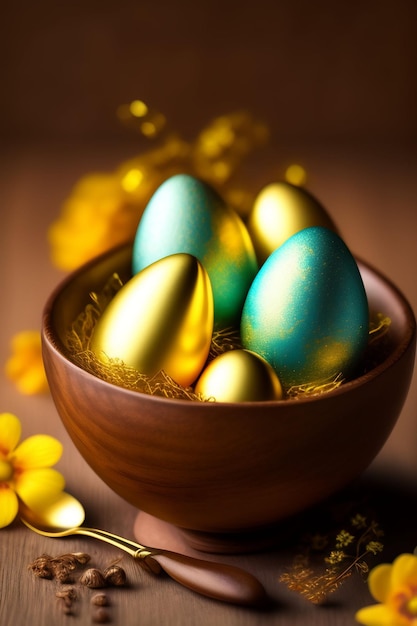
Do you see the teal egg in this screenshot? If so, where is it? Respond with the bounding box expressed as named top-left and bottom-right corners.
top-left (132, 174), bottom-right (258, 329)
top-left (240, 226), bottom-right (369, 390)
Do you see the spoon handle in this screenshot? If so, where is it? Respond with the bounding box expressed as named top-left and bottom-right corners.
top-left (141, 549), bottom-right (267, 607)
top-left (79, 528), bottom-right (267, 606)
top-left (21, 519), bottom-right (266, 606)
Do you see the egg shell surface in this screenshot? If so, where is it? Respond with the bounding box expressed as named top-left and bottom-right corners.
top-left (91, 253), bottom-right (214, 388)
top-left (247, 181), bottom-right (338, 265)
top-left (241, 226), bottom-right (369, 390)
top-left (195, 349), bottom-right (283, 402)
top-left (132, 174), bottom-right (258, 328)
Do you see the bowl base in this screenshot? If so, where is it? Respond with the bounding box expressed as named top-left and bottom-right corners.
top-left (133, 511), bottom-right (288, 555)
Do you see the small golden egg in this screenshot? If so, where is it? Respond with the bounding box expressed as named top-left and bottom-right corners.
top-left (195, 349), bottom-right (283, 402)
top-left (247, 181), bottom-right (337, 264)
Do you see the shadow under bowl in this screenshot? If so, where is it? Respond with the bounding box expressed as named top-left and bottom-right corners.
top-left (42, 243), bottom-right (416, 553)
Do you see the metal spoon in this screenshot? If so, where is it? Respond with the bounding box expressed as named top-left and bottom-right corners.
top-left (20, 493), bottom-right (267, 607)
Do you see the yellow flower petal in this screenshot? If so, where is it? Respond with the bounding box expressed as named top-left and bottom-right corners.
top-left (5, 331), bottom-right (49, 396)
top-left (355, 603), bottom-right (399, 626)
top-left (0, 487), bottom-right (19, 528)
top-left (15, 468), bottom-right (65, 508)
top-left (12, 435), bottom-right (63, 469)
top-left (11, 330), bottom-right (41, 351)
top-left (0, 413), bottom-right (21, 456)
top-left (391, 553), bottom-right (417, 590)
top-left (368, 563), bottom-right (393, 602)
top-left (13, 368), bottom-right (49, 396)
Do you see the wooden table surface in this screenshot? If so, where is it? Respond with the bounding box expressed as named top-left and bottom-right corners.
top-left (1, 141), bottom-right (416, 626)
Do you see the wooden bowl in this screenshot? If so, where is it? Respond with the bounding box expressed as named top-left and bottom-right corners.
top-left (42, 243), bottom-right (416, 552)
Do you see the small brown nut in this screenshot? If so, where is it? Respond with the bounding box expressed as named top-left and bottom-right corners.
top-left (91, 593), bottom-right (109, 607)
top-left (103, 564), bottom-right (127, 587)
top-left (91, 607), bottom-right (110, 623)
top-left (79, 568), bottom-right (106, 588)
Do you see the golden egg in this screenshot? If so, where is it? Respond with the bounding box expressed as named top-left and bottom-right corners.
top-left (247, 181), bottom-right (338, 264)
top-left (91, 253), bottom-right (213, 388)
top-left (195, 349), bottom-right (283, 402)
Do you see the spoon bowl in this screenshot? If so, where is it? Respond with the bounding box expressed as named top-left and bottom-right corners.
top-left (20, 492), bottom-right (86, 532)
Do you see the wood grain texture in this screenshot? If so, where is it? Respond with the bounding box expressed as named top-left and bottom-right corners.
top-left (1, 145), bottom-right (416, 626)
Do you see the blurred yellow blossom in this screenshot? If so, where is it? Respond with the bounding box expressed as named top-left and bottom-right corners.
top-left (5, 331), bottom-right (49, 395)
top-left (0, 412), bottom-right (65, 528)
top-left (356, 553), bottom-right (417, 625)
top-left (48, 103), bottom-right (269, 271)
top-left (285, 163), bottom-right (307, 186)
top-left (48, 172), bottom-right (142, 271)
top-left (191, 111), bottom-right (269, 187)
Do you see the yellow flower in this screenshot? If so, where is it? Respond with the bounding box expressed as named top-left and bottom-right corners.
top-left (0, 413), bottom-right (65, 528)
top-left (356, 553), bottom-right (417, 625)
top-left (48, 172), bottom-right (142, 271)
top-left (5, 330), bottom-right (49, 395)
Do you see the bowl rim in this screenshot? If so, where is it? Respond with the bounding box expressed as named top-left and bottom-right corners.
top-left (42, 242), bottom-right (416, 409)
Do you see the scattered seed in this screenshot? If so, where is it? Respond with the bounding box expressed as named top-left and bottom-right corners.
top-left (27, 554), bottom-right (54, 579)
top-left (55, 586), bottom-right (77, 614)
top-left (91, 592), bottom-right (109, 607)
top-left (103, 565), bottom-right (127, 587)
top-left (79, 568), bottom-right (107, 589)
top-left (28, 553), bottom-right (91, 583)
top-left (56, 588), bottom-right (76, 602)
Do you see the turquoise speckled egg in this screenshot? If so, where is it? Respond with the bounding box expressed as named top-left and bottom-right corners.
top-left (132, 174), bottom-right (258, 329)
top-left (240, 226), bottom-right (369, 390)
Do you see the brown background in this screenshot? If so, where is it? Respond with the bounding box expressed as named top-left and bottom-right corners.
top-left (1, 0), bottom-right (416, 146)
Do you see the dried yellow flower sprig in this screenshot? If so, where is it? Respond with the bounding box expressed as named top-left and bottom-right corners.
top-left (280, 513), bottom-right (384, 605)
